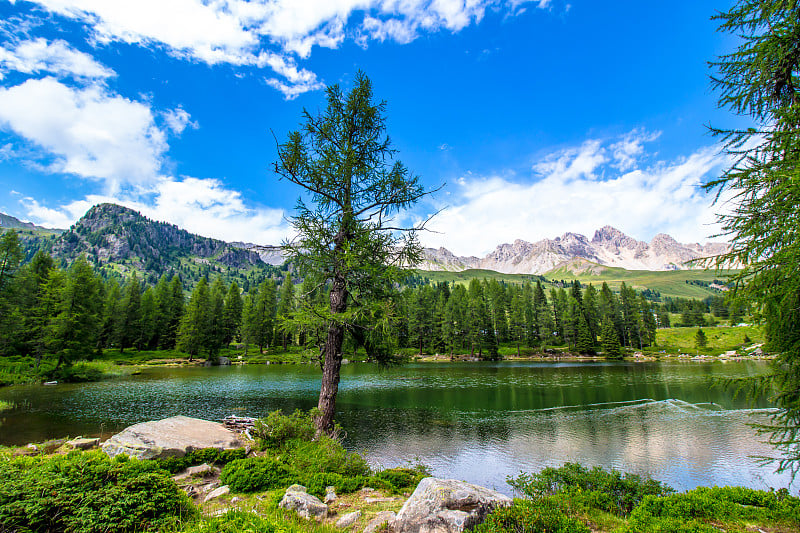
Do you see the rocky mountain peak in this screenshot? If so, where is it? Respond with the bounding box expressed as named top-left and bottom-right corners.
top-left (77, 203), bottom-right (143, 232)
top-left (591, 225), bottom-right (639, 248)
top-left (421, 226), bottom-right (730, 275)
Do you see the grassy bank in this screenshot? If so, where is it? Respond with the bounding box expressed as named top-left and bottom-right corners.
top-left (0, 323), bottom-right (768, 387)
top-left (2, 413), bottom-right (797, 533)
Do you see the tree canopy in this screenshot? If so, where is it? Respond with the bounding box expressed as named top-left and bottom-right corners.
top-left (706, 0), bottom-right (800, 476)
top-left (275, 71), bottom-right (432, 434)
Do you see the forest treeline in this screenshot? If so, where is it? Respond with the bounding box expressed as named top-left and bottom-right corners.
top-left (0, 230), bottom-right (743, 368)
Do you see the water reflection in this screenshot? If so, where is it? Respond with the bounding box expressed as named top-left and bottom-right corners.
top-left (0, 361), bottom-right (795, 493)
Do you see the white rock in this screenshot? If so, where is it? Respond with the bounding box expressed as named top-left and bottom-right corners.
top-left (66, 437), bottom-right (99, 450)
top-left (101, 416), bottom-right (242, 459)
top-left (363, 511), bottom-right (395, 533)
top-left (391, 477), bottom-right (512, 533)
top-left (204, 485), bottom-right (230, 503)
top-left (336, 510), bottom-right (361, 529)
top-left (279, 485), bottom-right (328, 521)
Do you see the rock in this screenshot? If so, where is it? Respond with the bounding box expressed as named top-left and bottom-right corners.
top-left (101, 415), bottom-right (242, 459)
top-left (279, 484), bottom-right (328, 520)
top-left (204, 485), bottom-right (230, 503)
top-left (173, 462), bottom-right (220, 480)
top-left (218, 356), bottom-right (231, 366)
top-left (391, 477), bottom-right (512, 533)
top-left (336, 510), bottom-right (361, 529)
top-left (325, 486), bottom-right (337, 504)
top-left (66, 437), bottom-right (99, 450)
top-left (201, 482), bottom-right (220, 493)
top-left (187, 462), bottom-right (219, 476)
top-left (363, 511), bottom-right (396, 533)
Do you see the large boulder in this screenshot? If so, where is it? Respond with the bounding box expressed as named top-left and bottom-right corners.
top-left (390, 477), bottom-right (512, 533)
top-left (101, 415), bottom-right (242, 459)
top-left (279, 484), bottom-right (328, 520)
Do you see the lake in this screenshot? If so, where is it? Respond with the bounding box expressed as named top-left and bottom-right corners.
top-left (0, 360), bottom-right (795, 494)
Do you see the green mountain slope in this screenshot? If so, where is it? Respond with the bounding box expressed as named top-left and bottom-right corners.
top-left (19, 203), bottom-right (282, 288)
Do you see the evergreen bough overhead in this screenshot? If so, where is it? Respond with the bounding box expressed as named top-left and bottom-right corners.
top-left (706, 0), bottom-right (800, 476)
top-left (274, 71), bottom-right (436, 435)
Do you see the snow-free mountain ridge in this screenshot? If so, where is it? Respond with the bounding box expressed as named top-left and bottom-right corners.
top-left (1, 204), bottom-right (727, 275)
top-left (420, 226), bottom-right (728, 274)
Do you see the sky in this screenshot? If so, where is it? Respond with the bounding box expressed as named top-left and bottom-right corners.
top-left (0, 0), bottom-right (746, 257)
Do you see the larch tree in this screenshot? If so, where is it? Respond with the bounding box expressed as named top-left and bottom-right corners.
top-left (275, 72), bottom-right (433, 435)
top-left (706, 0), bottom-right (800, 475)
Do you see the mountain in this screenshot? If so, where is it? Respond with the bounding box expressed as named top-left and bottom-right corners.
top-left (419, 226), bottom-right (729, 275)
top-left (0, 212), bottom-right (62, 233)
top-left (39, 203), bottom-right (278, 286)
top-left (11, 203), bottom-right (728, 284)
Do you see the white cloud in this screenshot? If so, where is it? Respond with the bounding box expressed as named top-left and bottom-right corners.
top-left (258, 51), bottom-right (324, 99)
top-left (162, 107), bottom-right (198, 134)
top-left (0, 77), bottom-right (169, 191)
top-left (610, 128), bottom-right (661, 171)
top-left (421, 133), bottom-right (731, 256)
top-left (21, 176), bottom-right (292, 243)
top-left (22, 0), bottom-right (552, 98)
top-left (0, 37), bottom-right (115, 80)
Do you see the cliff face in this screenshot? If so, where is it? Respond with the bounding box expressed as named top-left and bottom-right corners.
top-left (419, 226), bottom-right (730, 275)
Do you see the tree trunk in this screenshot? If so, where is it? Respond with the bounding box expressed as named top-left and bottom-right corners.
top-left (316, 274), bottom-right (347, 436)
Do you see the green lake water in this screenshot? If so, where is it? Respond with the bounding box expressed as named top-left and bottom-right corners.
top-left (0, 360), bottom-right (795, 494)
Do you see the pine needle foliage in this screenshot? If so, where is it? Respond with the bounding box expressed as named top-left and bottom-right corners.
top-left (706, 0), bottom-right (800, 476)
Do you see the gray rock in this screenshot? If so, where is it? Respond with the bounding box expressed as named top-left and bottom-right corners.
top-left (101, 415), bottom-right (242, 459)
top-left (66, 437), bottom-right (99, 450)
top-left (325, 486), bottom-right (337, 504)
top-left (390, 477), bottom-right (512, 533)
top-left (279, 484), bottom-right (328, 520)
top-left (201, 482), bottom-right (220, 493)
top-left (204, 485), bottom-right (230, 503)
top-left (363, 511), bottom-right (395, 533)
top-left (173, 462), bottom-right (220, 480)
top-left (218, 356), bottom-right (231, 365)
top-left (336, 510), bottom-right (361, 529)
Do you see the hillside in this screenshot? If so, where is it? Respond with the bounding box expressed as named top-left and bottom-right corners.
top-left (6, 203), bottom-right (736, 299)
top-left (0, 212), bottom-right (62, 233)
top-left (418, 261), bottom-right (736, 300)
top-left (18, 203), bottom-right (282, 288)
top-left (420, 226), bottom-right (729, 274)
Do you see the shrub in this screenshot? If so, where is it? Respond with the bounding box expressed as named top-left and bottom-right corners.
top-left (374, 467), bottom-right (428, 492)
top-left (157, 448), bottom-right (247, 474)
top-left (283, 436), bottom-right (371, 478)
top-left (253, 409), bottom-right (319, 449)
top-left (473, 498), bottom-right (590, 533)
top-left (0, 450), bottom-right (195, 532)
top-left (625, 486), bottom-right (800, 532)
top-left (220, 457), bottom-right (296, 493)
top-left (509, 463), bottom-right (673, 516)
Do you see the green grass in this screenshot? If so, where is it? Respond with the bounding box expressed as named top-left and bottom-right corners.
top-left (652, 325), bottom-right (764, 355)
top-left (0, 400), bottom-right (13, 412)
top-left (418, 265), bottom-right (739, 300)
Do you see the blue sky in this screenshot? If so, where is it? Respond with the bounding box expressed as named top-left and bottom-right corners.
top-left (0, 0), bottom-right (742, 256)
